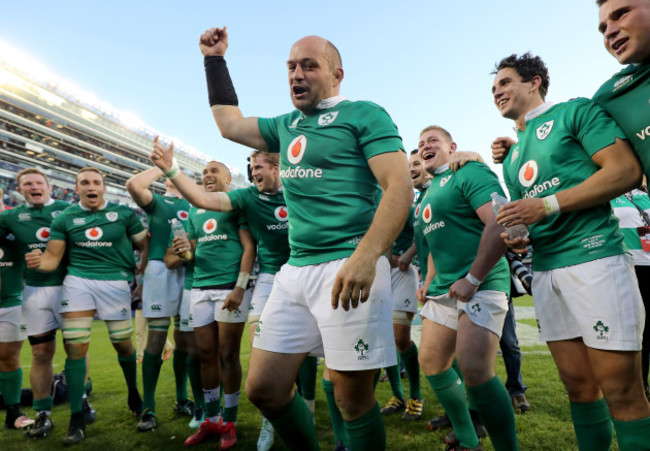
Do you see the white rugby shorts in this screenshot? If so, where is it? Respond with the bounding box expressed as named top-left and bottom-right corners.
top-left (391, 265), bottom-right (418, 314)
top-left (533, 253), bottom-right (643, 351)
top-left (142, 260), bottom-right (185, 318)
top-left (0, 306), bottom-right (26, 343)
top-left (190, 287), bottom-right (252, 328)
top-left (248, 272), bottom-right (275, 323)
top-left (60, 275), bottom-right (131, 321)
top-left (252, 257), bottom-right (397, 371)
top-left (22, 285), bottom-right (62, 336)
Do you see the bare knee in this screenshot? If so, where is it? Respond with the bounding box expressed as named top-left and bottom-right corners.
top-left (31, 341), bottom-right (55, 365)
top-left (557, 368), bottom-right (601, 402)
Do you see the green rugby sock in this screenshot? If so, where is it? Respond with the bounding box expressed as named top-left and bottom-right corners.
top-left (142, 350), bottom-right (163, 412)
top-left (65, 358), bottom-right (86, 415)
top-left (0, 369), bottom-right (22, 406)
top-left (570, 399), bottom-right (613, 451)
top-left (400, 343), bottom-right (422, 399)
top-left (222, 391), bottom-right (239, 423)
top-left (344, 402), bottom-right (386, 451)
top-left (187, 358), bottom-right (204, 410)
top-left (118, 351), bottom-right (138, 389)
top-left (467, 375), bottom-right (519, 451)
top-left (612, 416), bottom-right (650, 451)
top-left (452, 359), bottom-right (464, 384)
top-left (426, 369), bottom-right (479, 449)
top-left (203, 387), bottom-right (221, 419)
top-left (297, 356), bottom-right (317, 401)
top-left (266, 393), bottom-right (319, 451)
top-left (173, 349), bottom-right (189, 402)
top-left (33, 396), bottom-right (53, 413)
top-left (385, 363), bottom-right (405, 400)
top-left (323, 378), bottom-right (348, 446)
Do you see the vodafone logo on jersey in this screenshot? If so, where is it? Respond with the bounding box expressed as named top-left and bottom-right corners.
top-left (36, 227), bottom-right (51, 242)
top-left (287, 135), bottom-right (307, 165)
top-left (518, 160), bottom-right (538, 188)
top-left (422, 204), bottom-right (432, 224)
top-left (85, 227), bottom-right (103, 240)
top-left (202, 219), bottom-right (217, 234)
top-left (274, 206), bottom-right (288, 222)
top-left (177, 210), bottom-right (189, 221)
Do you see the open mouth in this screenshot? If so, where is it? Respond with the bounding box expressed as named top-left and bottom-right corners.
top-left (292, 86), bottom-right (308, 98)
top-left (422, 152), bottom-right (436, 161)
top-left (497, 98), bottom-right (508, 109)
top-left (30, 192), bottom-right (43, 201)
top-left (87, 193), bottom-right (98, 201)
top-left (612, 37), bottom-right (628, 53)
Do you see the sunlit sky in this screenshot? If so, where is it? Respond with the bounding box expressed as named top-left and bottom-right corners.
top-left (0, 1), bottom-right (622, 180)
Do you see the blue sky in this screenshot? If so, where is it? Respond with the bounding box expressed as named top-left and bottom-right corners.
top-left (0, 1), bottom-right (622, 179)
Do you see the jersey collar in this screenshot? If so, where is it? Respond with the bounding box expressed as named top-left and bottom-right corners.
top-left (434, 163), bottom-right (450, 175)
top-left (26, 198), bottom-right (55, 208)
top-left (79, 199), bottom-right (109, 211)
top-left (420, 180), bottom-right (431, 191)
top-left (315, 96), bottom-right (347, 110)
top-left (525, 102), bottom-right (555, 123)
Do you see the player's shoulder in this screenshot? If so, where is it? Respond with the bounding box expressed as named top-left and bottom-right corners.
top-left (345, 99), bottom-right (389, 114)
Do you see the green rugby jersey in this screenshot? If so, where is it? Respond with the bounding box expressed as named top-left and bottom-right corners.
top-left (610, 190), bottom-right (650, 265)
top-left (226, 186), bottom-right (290, 274)
top-left (503, 99), bottom-right (626, 271)
top-left (420, 163), bottom-right (509, 296)
top-left (187, 206), bottom-right (246, 288)
top-left (142, 194), bottom-right (190, 261)
top-left (0, 235), bottom-right (24, 308)
top-left (593, 64), bottom-right (650, 179)
top-left (258, 98), bottom-right (404, 266)
top-left (413, 184), bottom-right (430, 278)
top-left (167, 221), bottom-right (194, 290)
top-left (49, 201), bottom-right (145, 281)
top-left (0, 199), bottom-right (69, 286)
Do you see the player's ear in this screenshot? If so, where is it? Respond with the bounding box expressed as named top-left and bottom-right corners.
top-left (530, 75), bottom-right (542, 94)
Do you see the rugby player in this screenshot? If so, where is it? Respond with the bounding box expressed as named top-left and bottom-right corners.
top-left (152, 27), bottom-right (412, 450)
top-left (126, 164), bottom-right (196, 432)
top-left (25, 167), bottom-right (148, 445)
top-left (492, 53), bottom-right (649, 450)
top-left (0, 168), bottom-right (96, 438)
top-left (148, 147), bottom-right (297, 450)
top-left (416, 126), bottom-right (517, 451)
top-left (0, 187), bottom-right (33, 431)
top-left (171, 160), bottom-right (256, 450)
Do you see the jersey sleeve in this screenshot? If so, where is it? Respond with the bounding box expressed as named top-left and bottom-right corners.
top-left (125, 208), bottom-right (146, 237)
top-left (49, 211), bottom-right (68, 241)
top-left (459, 162), bottom-right (506, 210)
top-left (355, 102), bottom-right (405, 160)
top-left (226, 188), bottom-right (248, 212)
top-left (237, 210), bottom-right (249, 230)
top-left (141, 193), bottom-right (159, 214)
top-left (187, 211), bottom-right (197, 241)
top-left (258, 117), bottom-right (281, 154)
top-left (571, 98), bottom-right (628, 158)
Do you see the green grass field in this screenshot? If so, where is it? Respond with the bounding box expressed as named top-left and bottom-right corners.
top-left (0, 295), bottom-right (618, 450)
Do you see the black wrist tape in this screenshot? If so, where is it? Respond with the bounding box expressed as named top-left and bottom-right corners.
top-left (204, 56), bottom-right (238, 107)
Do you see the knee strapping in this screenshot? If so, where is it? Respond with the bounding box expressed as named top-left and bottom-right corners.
top-left (147, 317), bottom-right (170, 332)
top-left (107, 319), bottom-right (134, 343)
top-left (62, 317), bottom-right (93, 345)
top-left (28, 330), bottom-right (57, 345)
top-left (393, 310), bottom-right (413, 326)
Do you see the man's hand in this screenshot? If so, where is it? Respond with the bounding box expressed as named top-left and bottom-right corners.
top-left (199, 27), bottom-right (229, 57)
top-left (131, 284), bottom-right (143, 302)
top-left (397, 253), bottom-right (412, 272)
top-left (172, 236), bottom-right (192, 260)
top-left (496, 198), bottom-right (546, 227)
top-left (331, 253), bottom-right (378, 311)
top-left (387, 254), bottom-right (399, 269)
top-left (491, 137), bottom-right (516, 164)
top-left (223, 286), bottom-right (244, 311)
top-left (449, 151), bottom-right (484, 172)
top-left (448, 278), bottom-right (478, 303)
top-left (150, 136), bottom-right (175, 172)
top-left (25, 249), bottom-right (43, 269)
top-left (416, 285), bottom-right (428, 305)
top-left (500, 232), bottom-right (530, 255)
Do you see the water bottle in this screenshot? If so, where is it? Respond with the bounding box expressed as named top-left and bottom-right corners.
top-left (491, 192), bottom-right (529, 240)
top-left (170, 218), bottom-right (192, 260)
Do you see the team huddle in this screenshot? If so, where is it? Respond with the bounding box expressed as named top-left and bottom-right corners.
top-left (1, 0), bottom-right (649, 450)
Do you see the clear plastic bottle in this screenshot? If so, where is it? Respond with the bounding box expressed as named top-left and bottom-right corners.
top-left (170, 218), bottom-right (192, 260)
top-left (491, 192), bottom-right (529, 240)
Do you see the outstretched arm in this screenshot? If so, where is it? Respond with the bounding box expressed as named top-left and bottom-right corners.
top-left (199, 27), bottom-right (267, 150)
top-left (150, 137), bottom-right (233, 212)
